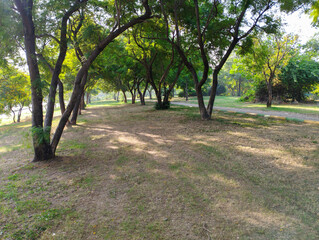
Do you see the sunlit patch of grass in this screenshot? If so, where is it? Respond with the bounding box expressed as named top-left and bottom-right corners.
top-left (87, 100), bottom-right (125, 107)
top-left (172, 96), bottom-right (319, 115)
top-left (0, 144), bottom-right (23, 153)
top-left (57, 140), bottom-right (88, 151)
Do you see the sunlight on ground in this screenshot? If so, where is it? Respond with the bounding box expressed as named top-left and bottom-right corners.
top-left (208, 173), bottom-right (241, 188)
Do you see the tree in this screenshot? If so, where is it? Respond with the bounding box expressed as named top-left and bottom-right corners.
top-left (244, 34), bottom-right (298, 107)
top-left (126, 22), bottom-right (184, 109)
top-left (158, 0), bottom-right (312, 119)
top-left (0, 66), bottom-right (31, 122)
top-left (280, 55), bottom-right (319, 102)
top-left (10, 0), bottom-right (153, 161)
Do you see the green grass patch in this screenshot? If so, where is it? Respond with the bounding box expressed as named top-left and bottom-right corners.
top-left (172, 96), bottom-right (319, 115)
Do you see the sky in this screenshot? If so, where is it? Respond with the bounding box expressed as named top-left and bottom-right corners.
top-left (284, 10), bottom-right (318, 44)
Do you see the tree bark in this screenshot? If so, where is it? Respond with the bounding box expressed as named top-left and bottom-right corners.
top-left (50, 0), bottom-right (153, 155)
top-left (207, 70), bottom-right (218, 117)
top-left (80, 92), bottom-right (85, 110)
top-left (17, 104), bottom-right (23, 122)
top-left (15, 0), bottom-right (53, 161)
top-left (11, 108), bottom-right (16, 123)
top-left (86, 92), bottom-right (91, 104)
top-left (58, 79), bottom-right (66, 114)
top-left (266, 81), bottom-right (272, 108)
top-left (122, 90), bottom-right (127, 103)
top-left (44, 0), bottom-right (88, 139)
top-left (238, 76), bottom-right (241, 96)
top-left (70, 71), bottom-right (88, 125)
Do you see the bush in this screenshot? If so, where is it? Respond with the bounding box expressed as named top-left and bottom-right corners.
top-left (216, 85), bottom-right (226, 96)
top-left (154, 101), bottom-right (170, 110)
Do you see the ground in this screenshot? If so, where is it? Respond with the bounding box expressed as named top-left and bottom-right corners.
top-left (0, 102), bottom-right (319, 239)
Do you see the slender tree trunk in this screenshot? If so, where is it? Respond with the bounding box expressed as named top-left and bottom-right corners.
top-left (58, 80), bottom-right (66, 114)
top-left (185, 83), bottom-right (188, 101)
top-left (70, 71), bottom-right (88, 124)
top-left (17, 105), bottom-right (23, 122)
top-left (11, 108), bottom-right (16, 123)
top-left (80, 93), bottom-right (85, 110)
top-left (15, 0), bottom-right (52, 161)
top-left (116, 91), bottom-right (120, 102)
top-left (148, 89), bottom-right (152, 99)
top-left (238, 77), bottom-right (241, 96)
top-left (207, 70), bottom-right (219, 117)
top-left (86, 92), bottom-right (90, 105)
top-left (138, 81), bottom-right (148, 105)
top-left (122, 90), bottom-right (127, 103)
top-left (50, 1), bottom-right (153, 155)
top-left (266, 81), bottom-right (272, 108)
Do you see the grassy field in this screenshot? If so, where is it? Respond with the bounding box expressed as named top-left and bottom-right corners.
top-left (0, 101), bottom-right (319, 239)
top-left (172, 96), bottom-right (319, 116)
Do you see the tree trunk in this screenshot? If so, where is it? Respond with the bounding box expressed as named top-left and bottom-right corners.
top-left (266, 81), bottom-right (272, 108)
top-left (116, 91), bottom-right (120, 102)
top-left (11, 108), bottom-right (16, 123)
top-left (58, 80), bottom-right (66, 114)
top-left (122, 90), bottom-right (127, 103)
top-left (50, 1), bottom-right (153, 155)
top-left (137, 81), bottom-right (148, 105)
top-left (17, 105), bottom-right (23, 122)
top-left (80, 93), bottom-right (85, 110)
top-left (148, 89), bottom-right (152, 99)
top-left (156, 91), bottom-right (163, 107)
top-left (15, 0), bottom-right (53, 161)
top-left (70, 71), bottom-right (88, 124)
top-left (238, 77), bottom-right (241, 96)
top-left (185, 83), bottom-right (189, 101)
top-left (130, 90), bottom-right (136, 104)
top-left (86, 92), bottom-right (90, 105)
top-left (207, 70), bottom-right (218, 117)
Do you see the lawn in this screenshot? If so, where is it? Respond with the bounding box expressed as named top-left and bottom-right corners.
top-left (172, 96), bottom-right (319, 116)
top-left (0, 102), bottom-right (319, 239)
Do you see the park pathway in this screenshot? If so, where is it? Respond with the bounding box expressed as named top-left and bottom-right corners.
top-left (172, 102), bottom-right (319, 123)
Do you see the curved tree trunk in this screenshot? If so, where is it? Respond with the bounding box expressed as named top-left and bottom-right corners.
top-left (50, 1), bottom-right (153, 156)
top-left (70, 72), bottom-right (88, 124)
top-left (122, 90), bottom-right (127, 103)
top-left (11, 108), bottom-right (16, 123)
top-left (17, 104), bottom-right (23, 122)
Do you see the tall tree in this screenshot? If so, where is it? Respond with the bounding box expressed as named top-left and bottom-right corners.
top-left (159, 0), bottom-right (313, 119)
top-left (0, 66), bottom-right (31, 122)
top-left (11, 0), bottom-right (153, 161)
top-left (244, 34), bottom-right (298, 107)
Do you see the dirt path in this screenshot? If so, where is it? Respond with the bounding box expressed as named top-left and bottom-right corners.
top-left (172, 102), bottom-right (319, 122)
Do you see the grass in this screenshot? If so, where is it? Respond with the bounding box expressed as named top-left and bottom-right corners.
top-left (0, 101), bottom-right (319, 239)
top-left (172, 96), bottom-right (319, 116)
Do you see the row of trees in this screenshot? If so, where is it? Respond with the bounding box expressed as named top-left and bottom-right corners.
top-left (1, 0), bottom-right (317, 161)
top-left (218, 33), bottom-right (319, 107)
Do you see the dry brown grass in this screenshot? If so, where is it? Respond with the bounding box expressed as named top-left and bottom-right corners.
top-left (0, 103), bottom-right (318, 239)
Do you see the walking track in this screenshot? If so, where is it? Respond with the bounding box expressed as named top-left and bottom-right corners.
top-left (172, 102), bottom-right (319, 124)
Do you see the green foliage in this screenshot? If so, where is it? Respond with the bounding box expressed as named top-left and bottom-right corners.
top-left (216, 84), bottom-right (227, 96)
top-left (0, 66), bottom-right (31, 116)
top-left (31, 126), bottom-right (50, 145)
top-left (280, 56), bottom-right (319, 101)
